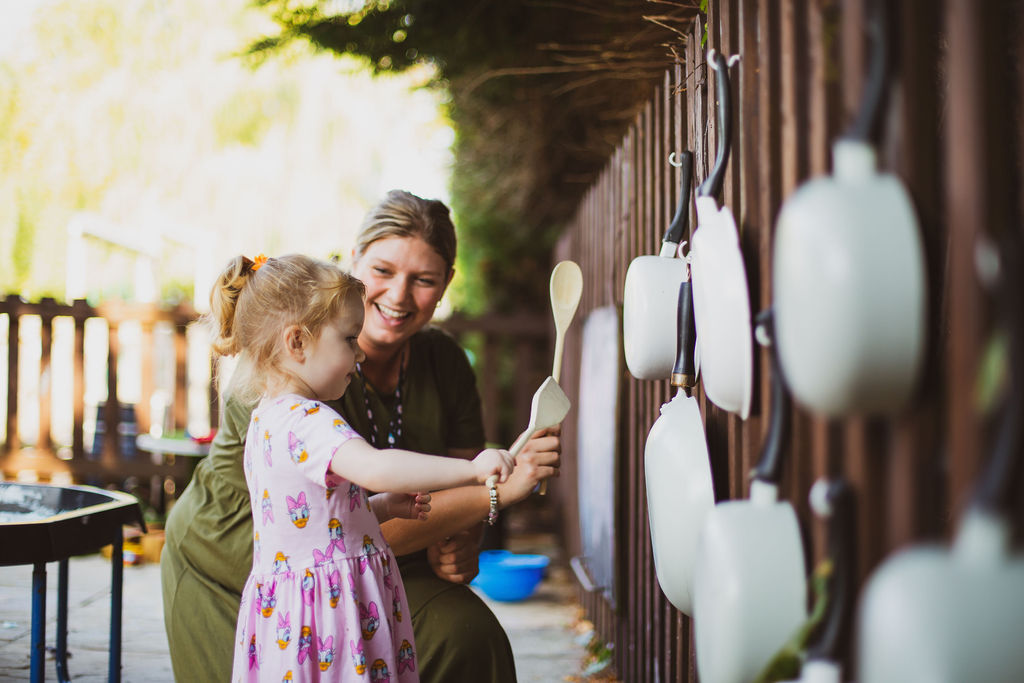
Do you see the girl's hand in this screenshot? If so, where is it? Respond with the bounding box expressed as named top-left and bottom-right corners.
top-left (472, 448), bottom-right (514, 484)
top-left (372, 492), bottom-right (431, 522)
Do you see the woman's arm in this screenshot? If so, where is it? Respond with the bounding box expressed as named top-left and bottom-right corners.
top-left (379, 428), bottom-right (561, 556)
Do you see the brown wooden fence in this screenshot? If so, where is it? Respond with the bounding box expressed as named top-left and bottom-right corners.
top-left (0, 295), bottom-right (551, 518)
top-left (552, 0), bottom-right (1022, 680)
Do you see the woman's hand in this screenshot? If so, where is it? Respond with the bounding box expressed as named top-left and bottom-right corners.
top-left (427, 529), bottom-right (481, 584)
top-left (498, 425), bottom-right (562, 506)
top-left (471, 447), bottom-right (515, 484)
top-left (370, 492), bottom-right (431, 522)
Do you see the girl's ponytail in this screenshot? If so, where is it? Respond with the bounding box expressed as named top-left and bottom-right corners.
top-left (208, 255), bottom-right (257, 357)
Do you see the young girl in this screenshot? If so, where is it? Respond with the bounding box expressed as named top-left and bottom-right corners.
top-left (206, 254), bottom-right (514, 682)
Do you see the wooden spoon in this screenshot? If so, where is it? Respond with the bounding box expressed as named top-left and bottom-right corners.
top-left (538, 260), bottom-right (583, 494)
top-left (486, 377), bottom-right (571, 488)
top-left (550, 260), bottom-right (584, 385)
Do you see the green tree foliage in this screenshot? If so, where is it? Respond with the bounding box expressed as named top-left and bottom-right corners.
top-left (251, 0), bottom-right (699, 312)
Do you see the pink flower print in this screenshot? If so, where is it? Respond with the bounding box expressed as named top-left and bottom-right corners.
top-left (301, 569), bottom-right (315, 606)
top-left (276, 612), bottom-right (291, 650)
top-left (286, 492), bottom-right (310, 529)
top-left (327, 518), bottom-right (346, 553)
top-left (350, 639), bottom-right (366, 675)
top-left (369, 658), bottom-right (391, 682)
top-left (359, 601), bottom-right (380, 641)
top-left (248, 634), bottom-right (259, 671)
top-left (257, 582), bottom-right (276, 618)
top-left (328, 569), bottom-right (342, 608)
top-left (261, 489), bottom-right (274, 525)
top-left (262, 429), bottom-right (273, 467)
top-left (272, 552), bottom-right (291, 575)
top-left (313, 545), bottom-right (334, 567)
top-left (397, 639), bottom-right (415, 673)
top-left (348, 483), bottom-right (362, 511)
top-left (288, 432), bottom-right (308, 464)
top-left (317, 635), bottom-right (335, 672)
top-left (392, 585), bottom-right (402, 623)
top-left (296, 626), bottom-right (313, 665)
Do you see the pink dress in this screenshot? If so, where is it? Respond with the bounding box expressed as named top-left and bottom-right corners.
top-left (231, 395), bottom-right (418, 682)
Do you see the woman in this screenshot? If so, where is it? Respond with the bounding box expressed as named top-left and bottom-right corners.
top-left (161, 190), bottom-right (561, 682)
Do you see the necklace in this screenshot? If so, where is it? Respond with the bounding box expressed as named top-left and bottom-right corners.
top-left (355, 350), bottom-right (406, 449)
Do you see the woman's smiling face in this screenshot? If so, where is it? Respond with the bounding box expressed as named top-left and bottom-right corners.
top-left (350, 235), bottom-right (453, 351)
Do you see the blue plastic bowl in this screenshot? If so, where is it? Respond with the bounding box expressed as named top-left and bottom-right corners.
top-left (472, 550), bottom-right (551, 602)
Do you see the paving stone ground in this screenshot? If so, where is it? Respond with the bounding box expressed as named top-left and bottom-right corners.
top-left (0, 548), bottom-right (588, 682)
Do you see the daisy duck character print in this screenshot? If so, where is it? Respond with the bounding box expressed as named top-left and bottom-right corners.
top-left (208, 254), bottom-right (515, 682)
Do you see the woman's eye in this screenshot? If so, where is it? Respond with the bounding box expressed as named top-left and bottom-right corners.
top-left (373, 266), bottom-right (391, 276)
top-left (417, 278), bottom-right (436, 286)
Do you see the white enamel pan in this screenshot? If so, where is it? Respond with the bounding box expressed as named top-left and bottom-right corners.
top-left (645, 272), bottom-right (715, 616)
top-left (693, 310), bottom-right (807, 683)
top-left (624, 151), bottom-right (694, 380)
top-left (690, 50), bottom-right (753, 419)
top-left (857, 232), bottom-right (1024, 683)
top-left (773, 0), bottom-right (926, 417)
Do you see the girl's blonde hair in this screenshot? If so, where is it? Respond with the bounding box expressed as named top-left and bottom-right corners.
top-left (205, 254), bottom-right (365, 397)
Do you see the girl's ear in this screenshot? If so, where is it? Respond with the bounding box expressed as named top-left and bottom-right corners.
top-left (281, 325), bottom-right (306, 362)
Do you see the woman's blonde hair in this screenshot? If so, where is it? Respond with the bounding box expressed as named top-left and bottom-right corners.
top-left (205, 254), bottom-right (365, 397)
top-left (354, 190), bottom-right (456, 272)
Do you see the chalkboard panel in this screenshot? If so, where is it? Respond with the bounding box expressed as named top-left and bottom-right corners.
top-left (575, 306), bottom-right (620, 608)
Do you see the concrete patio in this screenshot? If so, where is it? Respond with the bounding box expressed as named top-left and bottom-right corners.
top-left (0, 547), bottom-right (593, 682)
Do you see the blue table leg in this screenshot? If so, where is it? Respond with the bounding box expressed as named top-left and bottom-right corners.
top-left (110, 534), bottom-right (124, 683)
top-left (30, 562), bottom-right (46, 683)
top-left (56, 558), bottom-right (70, 682)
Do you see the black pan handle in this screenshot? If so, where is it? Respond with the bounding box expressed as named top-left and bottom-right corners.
top-left (843, 0), bottom-right (889, 143)
top-left (671, 279), bottom-right (697, 391)
top-left (806, 478), bottom-right (856, 665)
top-left (970, 230), bottom-right (1024, 519)
top-left (697, 51), bottom-right (734, 201)
top-left (751, 309), bottom-right (792, 485)
top-left (662, 151), bottom-right (694, 247)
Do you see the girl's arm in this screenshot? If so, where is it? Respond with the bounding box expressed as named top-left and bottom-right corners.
top-left (330, 438), bottom-right (512, 493)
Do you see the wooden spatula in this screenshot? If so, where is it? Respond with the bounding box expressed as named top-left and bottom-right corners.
top-left (486, 376), bottom-right (571, 487)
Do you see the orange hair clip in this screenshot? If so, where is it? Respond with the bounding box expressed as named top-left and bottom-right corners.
top-left (252, 253), bottom-right (268, 271)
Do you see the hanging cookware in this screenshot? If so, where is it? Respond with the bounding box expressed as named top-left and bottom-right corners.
top-left (645, 273), bottom-right (715, 616)
top-left (772, 0), bottom-right (926, 416)
top-left (623, 151), bottom-right (694, 380)
top-left (857, 233), bottom-right (1024, 683)
top-left (693, 310), bottom-right (807, 683)
top-left (690, 50), bottom-right (753, 419)
top-left (760, 478), bottom-right (856, 683)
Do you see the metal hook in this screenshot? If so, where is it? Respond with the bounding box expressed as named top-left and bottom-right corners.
top-left (668, 152), bottom-right (685, 168)
top-left (706, 49), bottom-right (742, 70)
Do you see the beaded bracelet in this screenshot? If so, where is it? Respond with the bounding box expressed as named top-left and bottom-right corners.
top-left (485, 477), bottom-right (499, 526)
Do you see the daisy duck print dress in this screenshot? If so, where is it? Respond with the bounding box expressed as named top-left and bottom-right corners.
top-left (231, 395), bottom-right (418, 682)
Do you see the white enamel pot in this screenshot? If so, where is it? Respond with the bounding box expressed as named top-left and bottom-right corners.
top-left (690, 51), bottom-right (753, 419)
top-left (773, 4), bottom-right (925, 417)
top-left (857, 232), bottom-right (1024, 683)
top-left (645, 277), bottom-right (714, 616)
top-left (624, 151), bottom-right (694, 380)
top-left (693, 311), bottom-right (807, 683)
